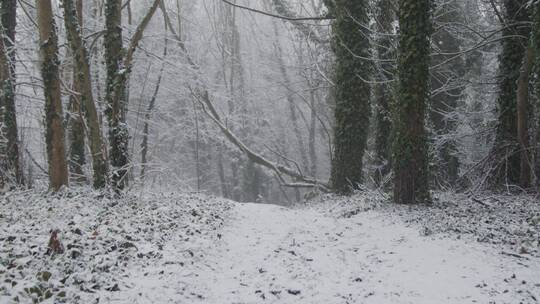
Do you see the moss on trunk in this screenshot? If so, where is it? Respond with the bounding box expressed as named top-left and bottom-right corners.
top-left (330, 0), bottom-right (372, 194)
top-left (62, 0), bottom-right (109, 188)
top-left (392, 0), bottom-right (432, 204)
top-left (491, 0), bottom-right (530, 187)
top-left (0, 0), bottom-right (22, 186)
top-left (37, 0), bottom-right (69, 191)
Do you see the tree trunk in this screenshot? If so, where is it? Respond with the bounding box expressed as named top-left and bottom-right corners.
top-left (141, 24), bottom-right (168, 179)
top-left (219, 1), bottom-right (259, 201)
top-left (308, 90), bottom-right (318, 177)
top-left (217, 143), bottom-right (230, 198)
top-left (36, 0), bottom-right (69, 191)
top-left (62, 0), bottom-right (109, 188)
top-left (393, 0), bottom-right (432, 204)
top-left (491, 0), bottom-right (530, 187)
top-left (228, 3), bottom-right (251, 201)
top-left (0, 0), bottom-right (22, 187)
top-left (534, 1), bottom-right (540, 188)
top-left (517, 46), bottom-right (534, 188)
top-left (373, 0), bottom-right (395, 186)
top-left (68, 0), bottom-right (87, 183)
top-left (105, 0), bottom-right (160, 191)
top-left (330, 0), bottom-right (371, 194)
top-left (104, 0), bottom-right (127, 190)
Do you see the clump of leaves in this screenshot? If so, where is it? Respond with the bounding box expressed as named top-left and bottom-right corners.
top-left (46, 230), bottom-right (64, 255)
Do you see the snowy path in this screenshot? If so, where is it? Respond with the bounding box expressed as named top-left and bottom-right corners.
top-left (190, 203), bottom-right (539, 304)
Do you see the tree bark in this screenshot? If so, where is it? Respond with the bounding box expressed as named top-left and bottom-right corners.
top-left (217, 144), bottom-right (230, 198)
top-left (61, 0), bottom-right (109, 188)
top-left (517, 46), bottom-right (534, 188)
top-left (308, 90), bottom-right (318, 177)
top-left (0, 0), bottom-right (22, 187)
top-left (393, 0), bottom-right (432, 204)
top-left (141, 18), bottom-right (168, 179)
top-left (330, 0), bottom-right (372, 194)
top-left (105, 0), bottom-right (160, 191)
top-left (373, 0), bottom-right (395, 187)
top-left (36, 0), bottom-right (69, 191)
top-left (68, 0), bottom-right (87, 183)
top-left (491, 0), bottom-right (530, 187)
top-left (104, 0), bottom-right (125, 190)
top-left (534, 1), bottom-right (540, 188)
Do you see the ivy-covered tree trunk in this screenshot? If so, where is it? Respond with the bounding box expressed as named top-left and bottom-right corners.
top-left (373, 0), bottom-right (396, 186)
top-left (68, 0), bottom-right (87, 183)
top-left (36, 0), bottom-right (69, 191)
top-left (430, 0), bottom-right (465, 187)
top-left (393, 0), bottom-right (432, 204)
top-left (62, 0), bottom-right (109, 188)
top-left (104, 0), bottom-right (160, 191)
top-left (0, 0), bottom-right (22, 187)
top-left (104, 0), bottom-right (129, 191)
top-left (491, 0), bottom-right (530, 187)
top-left (329, 0), bottom-right (372, 194)
top-left (534, 1), bottom-right (540, 189)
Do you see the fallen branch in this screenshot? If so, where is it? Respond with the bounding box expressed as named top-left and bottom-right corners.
top-left (191, 89), bottom-right (331, 192)
top-left (281, 182), bottom-right (325, 189)
top-left (471, 197), bottom-right (491, 208)
top-left (500, 251), bottom-right (529, 260)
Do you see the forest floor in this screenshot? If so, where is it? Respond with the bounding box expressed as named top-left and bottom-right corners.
top-left (1, 190), bottom-right (539, 303)
top-left (184, 198), bottom-right (540, 304)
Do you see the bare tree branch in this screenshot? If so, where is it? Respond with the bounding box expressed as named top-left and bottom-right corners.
top-left (124, 0), bottom-right (161, 69)
top-left (191, 89), bottom-right (331, 192)
top-left (219, 0), bottom-right (334, 21)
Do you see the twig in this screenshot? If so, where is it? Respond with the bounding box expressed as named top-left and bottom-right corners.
top-left (219, 0), bottom-right (334, 21)
top-left (500, 251), bottom-right (529, 260)
top-left (24, 148), bottom-right (47, 174)
top-left (471, 197), bottom-right (490, 208)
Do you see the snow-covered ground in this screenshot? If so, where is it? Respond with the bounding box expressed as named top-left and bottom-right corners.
top-left (1, 190), bottom-right (539, 303)
top-left (186, 202), bottom-right (539, 304)
top-left (0, 190), bottom-right (232, 303)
